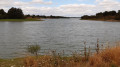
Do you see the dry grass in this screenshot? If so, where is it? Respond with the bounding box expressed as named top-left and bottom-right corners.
top-left (0, 58), bottom-right (24, 67)
top-left (88, 46), bottom-right (120, 67)
top-left (1, 42), bottom-right (120, 67)
top-left (24, 46), bottom-right (120, 67)
top-left (24, 56), bottom-right (88, 67)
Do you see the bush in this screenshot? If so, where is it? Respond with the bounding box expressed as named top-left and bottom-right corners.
top-left (27, 45), bottom-right (41, 57)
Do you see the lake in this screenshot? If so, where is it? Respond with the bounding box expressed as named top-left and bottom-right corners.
top-left (0, 18), bottom-right (120, 58)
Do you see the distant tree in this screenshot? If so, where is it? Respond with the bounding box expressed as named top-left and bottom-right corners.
top-left (118, 10), bottom-right (120, 15)
top-left (7, 7), bottom-right (24, 19)
top-left (103, 11), bottom-right (116, 16)
top-left (24, 14), bottom-right (30, 18)
top-left (103, 11), bottom-right (109, 16)
top-left (26, 14), bottom-right (30, 17)
top-left (81, 10), bottom-right (120, 20)
top-left (117, 10), bottom-right (120, 16)
top-left (32, 15), bottom-right (35, 18)
top-left (0, 9), bottom-right (7, 19)
top-left (96, 12), bottom-right (103, 17)
top-left (0, 9), bottom-right (6, 15)
top-left (109, 11), bottom-right (116, 16)
top-left (115, 10), bottom-right (120, 20)
top-left (81, 15), bottom-right (90, 19)
top-left (50, 15), bottom-right (53, 18)
top-left (42, 15), bottom-right (47, 18)
top-left (37, 15), bottom-right (40, 17)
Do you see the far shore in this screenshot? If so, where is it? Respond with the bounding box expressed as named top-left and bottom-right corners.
top-left (0, 19), bottom-right (42, 22)
top-left (81, 19), bottom-right (120, 22)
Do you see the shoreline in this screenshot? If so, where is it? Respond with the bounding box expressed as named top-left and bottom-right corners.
top-left (0, 19), bottom-right (43, 22)
top-left (1, 46), bottom-right (120, 67)
top-left (81, 19), bottom-right (120, 22)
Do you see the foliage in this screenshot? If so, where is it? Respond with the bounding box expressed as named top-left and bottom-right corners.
top-left (0, 7), bottom-right (24, 19)
top-left (81, 10), bottom-right (120, 20)
top-left (0, 9), bottom-right (7, 19)
top-left (25, 14), bottom-right (67, 19)
top-left (27, 45), bottom-right (41, 57)
top-left (7, 7), bottom-right (24, 19)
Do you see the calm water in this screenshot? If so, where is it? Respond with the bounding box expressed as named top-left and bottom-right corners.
top-left (0, 18), bottom-right (120, 58)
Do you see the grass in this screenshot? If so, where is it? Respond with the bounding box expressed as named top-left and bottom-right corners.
top-left (23, 46), bottom-right (120, 67)
top-left (0, 58), bottom-right (24, 67)
top-left (1, 42), bottom-right (120, 67)
top-left (0, 19), bottom-right (42, 22)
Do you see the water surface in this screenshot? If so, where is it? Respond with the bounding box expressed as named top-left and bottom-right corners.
top-left (0, 18), bottom-right (120, 58)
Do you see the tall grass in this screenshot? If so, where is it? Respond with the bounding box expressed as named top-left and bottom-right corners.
top-left (88, 46), bottom-right (120, 67)
top-left (1, 41), bottom-right (120, 67)
top-left (23, 41), bottom-right (120, 67)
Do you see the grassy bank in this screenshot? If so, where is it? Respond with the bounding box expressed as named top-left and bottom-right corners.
top-left (1, 45), bottom-right (120, 67)
top-left (0, 19), bottom-right (42, 22)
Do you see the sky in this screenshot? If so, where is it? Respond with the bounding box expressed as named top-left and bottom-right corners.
top-left (1, 0), bottom-right (120, 17)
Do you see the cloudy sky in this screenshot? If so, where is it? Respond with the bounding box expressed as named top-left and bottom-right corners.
top-left (1, 0), bottom-right (120, 17)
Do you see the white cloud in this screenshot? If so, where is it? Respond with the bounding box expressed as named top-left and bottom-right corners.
top-left (31, 0), bottom-right (52, 5)
top-left (0, 0), bottom-right (53, 8)
top-left (13, 0), bottom-right (52, 7)
top-left (0, 0), bottom-right (14, 7)
top-left (14, 1), bottom-right (29, 6)
top-left (21, 4), bottom-right (96, 16)
top-left (97, 0), bottom-right (120, 11)
top-left (0, 0), bottom-right (120, 16)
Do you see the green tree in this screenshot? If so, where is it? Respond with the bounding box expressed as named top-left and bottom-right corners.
top-left (117, 10), bottom-right (120, 16)
top-left (7, 7), bottom-right (24, 19)
top-left (96, 12), bottom-right (103, 17)
top-left (109, 11), bottom-right (116, 16)
top-left (0, 9), bottom-right (7, 19)
top-left (32, 15), bottom-right (35, 18)
top-left (103, 11), bottom-right (109, 16)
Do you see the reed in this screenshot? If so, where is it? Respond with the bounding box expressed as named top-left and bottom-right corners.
top-left (1, 40), bottom-right (120, 67)
top-left (23, 41), bottom-right (120, 67)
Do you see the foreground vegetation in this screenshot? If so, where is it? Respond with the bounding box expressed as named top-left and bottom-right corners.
top-left (1, 42), bottom-right (120, 67)
top-left (81, 10), bottom-right (120, 21)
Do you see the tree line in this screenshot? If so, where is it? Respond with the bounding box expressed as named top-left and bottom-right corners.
top-left (81, 10), bottom-right (120, 20)
top-left (0, 7), bottom-right (67, 19)
top-left (25, 14), bottom-right (67, 19)
top-left (0, 7), bottom-right (24, 19)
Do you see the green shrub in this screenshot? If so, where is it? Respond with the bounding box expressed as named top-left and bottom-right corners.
top-left (27, 45), bottom-right (40, 57)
